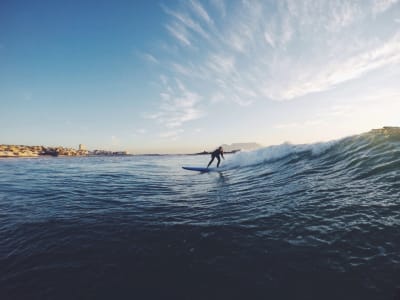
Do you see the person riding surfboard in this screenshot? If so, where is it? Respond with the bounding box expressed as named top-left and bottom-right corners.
top-left (207, 146), bottom-right (224, 168)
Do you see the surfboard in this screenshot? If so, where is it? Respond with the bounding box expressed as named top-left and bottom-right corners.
top-left (182, 166), bottom-right (217, 172)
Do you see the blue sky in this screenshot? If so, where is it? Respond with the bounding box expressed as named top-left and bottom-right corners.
top-left (1, 0), bottom-right (400, 153)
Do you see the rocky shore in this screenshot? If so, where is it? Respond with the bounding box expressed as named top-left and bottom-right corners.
top-left (370, 126), bottom-right (400, 135)
top-left (0, 145), bottom-right (89, 158)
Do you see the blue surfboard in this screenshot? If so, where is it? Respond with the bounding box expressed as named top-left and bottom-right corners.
top-left (182, 166), bottom-right (217, 172)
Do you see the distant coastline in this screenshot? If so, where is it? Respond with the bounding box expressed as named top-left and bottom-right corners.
top-left (0, 145), bottom-right (129, 158)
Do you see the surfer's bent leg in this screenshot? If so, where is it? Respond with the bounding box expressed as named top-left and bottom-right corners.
top-left (207, 155), bottom-right (215, 168)
top-left (216, 156), bottom-right (221, 167)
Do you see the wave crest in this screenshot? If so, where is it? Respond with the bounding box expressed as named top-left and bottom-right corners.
top-left (226, 140), bottom-right (338, 168)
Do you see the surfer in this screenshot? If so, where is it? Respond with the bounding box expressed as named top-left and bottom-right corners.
top-left (207, 146), bottom-right (224, 168)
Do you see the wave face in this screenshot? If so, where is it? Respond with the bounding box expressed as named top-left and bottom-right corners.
top-left (1, 131), bottom-right (400, 300)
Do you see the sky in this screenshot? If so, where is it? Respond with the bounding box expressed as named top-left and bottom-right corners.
top-left (1, 0), bottom-right (400, 154)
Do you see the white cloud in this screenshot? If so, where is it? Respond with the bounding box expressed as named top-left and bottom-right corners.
top-left (162, 5), bottom-right (209, 40)
top-left (372, 0), bottom-right (399, 15)
top-left (171, 63), bottom-right (192, 77)
top-left (148, 78), bottom-right (204, 135)
top-left (260, 31), bottom-right (400, 100)
top-left (325, 1), bottom-right (362, 32)
top-left (264, 30), bottom-right (276, 48)
top-left (165, 23), bottom-right (191, 46)
top-left (206, 54), bottom-right (235, 75)
top-left (142, 53), bottom-right (158, 64)
top-left (189, 0), bottom-right (213, 25)
top-left (263, 13), bottom-right (294, 49)
top-left (152, 0), bottom-right (400, 122)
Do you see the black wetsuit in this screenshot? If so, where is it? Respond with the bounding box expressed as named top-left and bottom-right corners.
top-left (207, 148), bottom-right (224, 168)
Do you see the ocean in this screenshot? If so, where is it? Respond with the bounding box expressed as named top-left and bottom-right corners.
top-left (1, 131), bottom-right (399, 300)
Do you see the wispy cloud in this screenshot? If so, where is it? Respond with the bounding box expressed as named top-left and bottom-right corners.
top-left (206, 54), bottom-right (235, 75)
top-left (147, 0), bottom-right (400, 136)
top-left (165, 22), bottom-right (191, 46)
top-left (325, 1), bottom-right (362, 32)
top-left (189, 0), bottom-right (213, 25)
top-left (141, 52), bottom-right (158, 64)
top-left (273, 32), bottom-right (400, 99)
top-left (162, 4), bottom-right (210, 40)
top-left (147, 78), bottom-right (204, 130)
top-left (372, 0), bottom-right (399, 15)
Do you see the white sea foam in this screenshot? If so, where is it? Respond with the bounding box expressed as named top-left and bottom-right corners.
top-left (225, 140), bottom-right (338, 168)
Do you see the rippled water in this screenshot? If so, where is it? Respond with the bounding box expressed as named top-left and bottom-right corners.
top-left (1, 132), bottom-right (400, 299)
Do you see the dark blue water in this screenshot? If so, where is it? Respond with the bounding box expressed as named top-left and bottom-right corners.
top-left (1, 131), bottom-right (400, 300)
